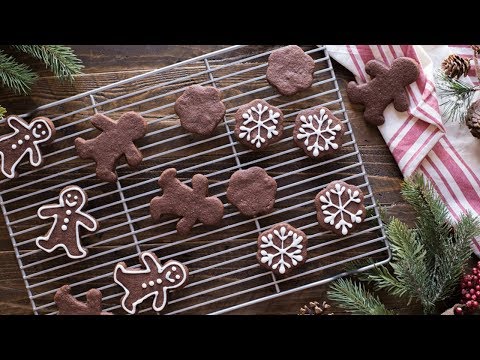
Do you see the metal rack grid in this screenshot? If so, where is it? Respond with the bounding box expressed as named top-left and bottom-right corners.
top-left (0, 45), bottom-right (391, 315)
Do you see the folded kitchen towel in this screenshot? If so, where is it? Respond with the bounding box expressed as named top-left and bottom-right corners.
top-left (326, 45), bottom-right (480, 256)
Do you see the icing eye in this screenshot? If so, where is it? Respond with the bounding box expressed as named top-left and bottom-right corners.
top-left (74, 195), bottom-right (78, 200)
top-left (172, 266), bottom-right (177, 271)
top-left (175, 274), bottom-right (181, 280)
top-left (37, 124), bottom-right (42, 129)
top-left (67, 194), bottom-right (71, 198)
top-left (41, 131), bottom-right (46, 135)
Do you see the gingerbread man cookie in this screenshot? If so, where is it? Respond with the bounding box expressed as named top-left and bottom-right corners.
top-left (54, 285), bottom-right (112, 315)
top-left (36, 185), bottom-right (98, 259)
top-left (75, 111), bottom-right (147, 182)
top-left (114, 252), bottom-right (189, 314)
top-left (346, 57), bottom-right (420, 126)
top-left (0, 115), bottom-right (55, 179)
top-left (150, 168), bottom-right (224, 235)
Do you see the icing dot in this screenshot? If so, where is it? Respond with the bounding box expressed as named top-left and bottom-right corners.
top-left (24, 135), bottom-right (30, 140)
top-left (41, 131), bottom-right (46, 135)
top-left (156, 278), bottom-right (162, 284)
top-left (142, 283), bottom-right (147, 289)
top-left (18, 140), bottom-right (23, 145)
top-left (175, 274), bottom-right (181, 280)
top-left (148, 281), bottom-right (154, 287)
top-left (67, 194), bottom-right (71, 198)
top-left (64, 218), bottom-right (69, 224)
top-left (66, 210), bottom-right (72, 215)
top-left (61, 225), bottom-right (67, 231)
top-left (172, 266), bottom-right (177, 271)
top-left (11, 144), bottom-right (17, 150)
top-left (74, 195), bottom-right (78, 200)
top-left (37, 124), bottom-right (42, 129)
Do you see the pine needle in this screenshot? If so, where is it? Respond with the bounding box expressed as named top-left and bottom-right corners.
top-left (328, 278), bottom-right (394, 315)
top-left (0, 106), bottom-right (5, 118)
top-left (0, 50), bottom-right (37, 95)
top-left (13, 45), bottom-right (83, 82)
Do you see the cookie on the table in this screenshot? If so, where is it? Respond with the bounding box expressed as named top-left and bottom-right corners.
top-left (114, 252), bottom-right (189, 314)
top-left (150, 168), bottom-right (224, 235)
top-left (36, 185), bottom-right (98, 259)
top-left (234, 99), bottom-right (284, 150)
top-left (315, 181), bottom-right (366, 236)
top-left (75, 111), bottom-right (147, 182)
top-left (175, 84), bottom-right (226, 136)
top-left (55, 285), bottom-right (112, 315)
top-left (293, 107), bottom-right (345, 158)
top-left (257, 223), bottom-right (308, 276)
top-left (227, 167), bottom-right (277, 217)
top-left (266, 45), bottom-right (315, 96)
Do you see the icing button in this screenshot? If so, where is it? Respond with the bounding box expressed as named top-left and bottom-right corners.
top-left (66, 210), bottom-right (72, 215)
top-left (24, 135), bottom-right (30, 140)
top-left (148, 281), bottom-right (154, 287)
top-left (61, 225), bottom-right (67, 231)
top-left (142, 283), bottom-right (147, 289)
top-left (18, 140), bottom-right (23, 145)
top-left (11, 144), bottom-right (17, 150)
top-left (64, 218), bottom-right (69, 224)
top-left (156, 278), bottom-right (162, 284)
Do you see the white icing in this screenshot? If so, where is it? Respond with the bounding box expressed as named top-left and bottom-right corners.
top-left (175, 274), bottom-right (181, 280)
top-left (296, 108), bottom-right (342, 157)
top-left (41, 131), bottom-right (46, 135)
top-left (149, 281), bottom-right (154, 286)
top-left (64, 218), bottom-right (69, 223)
top-left (11, 144), bottom-right (16, 150)
top-left (113, 252), bottom-right (188, 315)
top-left (172, 266), bottom-right (177, 271)
top-left (74, 195), bottom-right (78, 200)
top-left (165, 270), bottom-right (175, 283)
top-left (142, 283), bottom-right (147, 289)
top-left (320, 183), bottom-right (363, 235)
top-left (18, 139), bottom-right (23, 145)
top-left (67, 194), bottom-right (71, 198)
top-left (24, 135), bottom-right (30, 140)
top-left (156, 278), bottom-right (162, 284)
top-left (0, 116), bottom-right (54, 179)
top-left (37, 124), bottom-right (42, 129)
top-left (66, 210), bottom-right (72, 215)
top-left (260, 226), bottom-right (305, 274)
top-left (36, 185), bottom-right (98, 259)
top-left (239, 103), bottom-right (280, 148)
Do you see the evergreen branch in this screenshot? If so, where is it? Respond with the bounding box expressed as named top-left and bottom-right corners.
top-left (0, 50), bottom-right (37, 95)
top-left (0, 106), bottom-right (5, 119)
top-left (328, 278), bottom-right (394, 315)
top-left (364, 265), bottom-right (408, 298)
top-left (434, 70), bottom-right (478, 123)
top-left (13, 45), bottom-right (83, 82)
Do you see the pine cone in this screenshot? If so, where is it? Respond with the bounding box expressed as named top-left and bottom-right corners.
top-left (442, 54), bottom-right (471, 79)
top-left (298, 301), bottom-right (333, 315)
top-left (472, 45), bottom-right (480, 55)
top-left (466, 99), bottom-right (480, 139)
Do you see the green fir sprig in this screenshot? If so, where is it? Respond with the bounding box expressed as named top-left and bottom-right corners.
top-left (328, 173), bottom-right (480, 315)
top-left (0, 49), bottom-right (37, 95)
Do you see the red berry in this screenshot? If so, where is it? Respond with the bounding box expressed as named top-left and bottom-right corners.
top-left (474, 301), bottom-right (479, 308)
top-left (462, 289), bottom-right (468, 295)
top-left (470, 289), bottom-right (475, 294)
top-left (467, 301), bottom-right (473, 307)
top-left (468, 282), bottom-right (473, 287)
top-left (455, 307), bottom-right (463, 315)
top-left (472, 295), bottom-right (477, 301)
top-left (476, 285), bottom-right (480, 291)
top-left (466, 293), bottom-right (471, 299)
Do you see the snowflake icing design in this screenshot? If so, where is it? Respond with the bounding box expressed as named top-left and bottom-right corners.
top-left (260, 226), bottom-right (304, 274)
top-left (320, 183), bottom-right (363, 235)
top-left (296, 108), bottom-right (342, 157)
top-left (239, 103), bottom-right (280, 149)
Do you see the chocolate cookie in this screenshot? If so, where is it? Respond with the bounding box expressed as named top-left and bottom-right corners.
top-left (175, 85), bottom-right (226, 136)
top-left (54, 285), bottom-right (112, 315)
top-left (347, 57), bottom-right (419, 126)
top-left (150, 168), bottom-right (224, 235)
top-left (36, 185), bottom-right (98, 259)
top-left (315, 181), bottom-right (366, 236)
top-left (257, 223), bottom-right (308, 276)
top-left (114, 252), bottom-right (189, 314)
top-left (75, 111), bottom-right (147, 182)
top-left (234, 99), bottom-right (284, 150)
top-left (266, 45), bottom-right (315, 96)
top-left (0, 115), bottom-right (55, 179)
top-left (226, 167), bottom-right (277, 217)
top-left (293, 107), bottom-right (345, 158)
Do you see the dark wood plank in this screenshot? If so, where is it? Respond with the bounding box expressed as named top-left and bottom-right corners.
top-left (0, 45), bottom-right (414, 315)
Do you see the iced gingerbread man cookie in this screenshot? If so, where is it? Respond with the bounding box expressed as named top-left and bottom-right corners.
top-left (0, 115), bottom-right (55, 179)
top-left (36, 185), bottom-right (98, 259)
top-left (114, 252), bottom-right (189, 314)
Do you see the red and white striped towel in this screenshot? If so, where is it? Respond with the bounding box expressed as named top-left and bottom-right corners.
top-left (326, 45), bottom-right (480, 256)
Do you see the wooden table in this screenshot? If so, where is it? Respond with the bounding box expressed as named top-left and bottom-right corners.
top-left (0, 45), bottom-right (419, 315)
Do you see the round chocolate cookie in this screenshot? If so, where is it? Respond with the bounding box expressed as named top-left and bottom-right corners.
top-left (293, 107), bottom-right (345, 159)
top-left (315, 181), bottom-right (366, 236)
top-left (226, 167), bottom-right (277, 217)
top-left (266, 45), bottom-right (315, 96)
top-left (174, 85), bottom-right (226, 136)
top-left (234, 99), bottom-right (284, 150)
top-left (257, 223), bottom-right (308, 276)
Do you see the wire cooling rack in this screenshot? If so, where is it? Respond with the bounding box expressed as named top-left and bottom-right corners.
top-left (0, 45), bottom-right (391, 315)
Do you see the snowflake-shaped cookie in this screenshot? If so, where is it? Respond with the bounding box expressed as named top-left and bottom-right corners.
top-left (234, 99), bottom-right (284, 150)
top-left (293, 107), bottom-right (345, 158)
top-left (315, 181), bottom-right (366, 236)
top-left (257, 223), bottom-right (308, 275)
